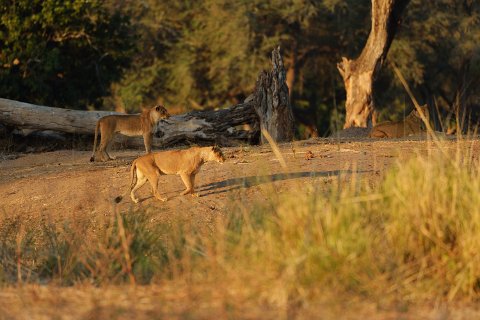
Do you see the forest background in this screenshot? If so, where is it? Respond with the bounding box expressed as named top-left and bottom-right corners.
top-left (1, 0), bottom-right (479, 137)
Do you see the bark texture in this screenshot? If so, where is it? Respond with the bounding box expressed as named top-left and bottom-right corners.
top-left (337, 0), bottom-right (410, 128)
top-left (0, 98), bottom-right (258, 147)
top-left (253, 46), bottom-right (295, 143)
top-left (154, 102), bottom-right (258, 147)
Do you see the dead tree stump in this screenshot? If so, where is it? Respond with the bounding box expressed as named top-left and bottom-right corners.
top-left (253, 46), bottom-right (295, 143)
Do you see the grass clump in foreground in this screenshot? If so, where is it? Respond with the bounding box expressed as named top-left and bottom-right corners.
top-left (1, 147), bottom-right (479, 314)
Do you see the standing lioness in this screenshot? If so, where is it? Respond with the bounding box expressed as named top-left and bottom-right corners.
top-left (130, 146), bottom-right (225, 203)
top-left (369, 105), bottom-right (429, 138)
top-left (90, 105), bottom-right (170, 162)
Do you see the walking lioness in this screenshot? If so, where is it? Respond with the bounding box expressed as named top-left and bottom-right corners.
top-left (369, 105), bottom-right (429, 138)
top-left (130, 146), bottom-right (225, 203)
top-left (90, 105), bottom-right (170, 162)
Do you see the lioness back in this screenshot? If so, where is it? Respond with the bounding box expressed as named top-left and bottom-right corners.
top-left (152, 148), bottom-right (204, 174)
top-left (369, 105), bottom-right (428, 138)
top-left (114, 115), bottom-right (144, 136)
top-left (369, 121), bottom-right (420, 138)
top-left (102, 115), bottom-right (143, 136)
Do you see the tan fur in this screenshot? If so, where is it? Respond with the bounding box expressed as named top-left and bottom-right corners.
top-left (90, 105), bottom-right (170, 162)
top-left (129, 146), bottom-right (225, 203)
top-left (369, 105), bottom-right (429, 138)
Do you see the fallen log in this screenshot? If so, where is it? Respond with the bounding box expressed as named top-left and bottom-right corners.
top-left (0, 97), bottom-right (259, 148)
top-left (0, 98), bottom-right (121, 134)
top-left (153, 101), bottom-right (259, 147)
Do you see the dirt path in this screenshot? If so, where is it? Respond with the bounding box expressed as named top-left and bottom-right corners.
top-left (1, 138), bottom-right (471, 220)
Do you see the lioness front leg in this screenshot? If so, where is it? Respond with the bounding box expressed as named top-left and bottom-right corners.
top-left (189, 174), bottom-right (199, 197)
top-left (180, 173), bottom-right (198, 197)
top-left (143, 133), bottom-right (152, 154)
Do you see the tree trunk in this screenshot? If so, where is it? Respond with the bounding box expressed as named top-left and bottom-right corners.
top-left (0, 98), bottom-right (259, 147)
top-left (253, 46), bottom-right (295, 143)
top-left (337, 0), bottom-right (410, 128)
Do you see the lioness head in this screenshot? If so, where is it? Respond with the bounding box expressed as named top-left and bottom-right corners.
top-left (412, 104), bottom-right (429, 120)
top-left (209, 146), bottom-right (225, 163)
top-left (150, 105), bottom-right (170, 123)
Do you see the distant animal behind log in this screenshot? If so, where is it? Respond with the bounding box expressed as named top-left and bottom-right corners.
top-left (369, 105), bottom-right (429, 138)
top-left (90, 105), bottom-right (170, 162)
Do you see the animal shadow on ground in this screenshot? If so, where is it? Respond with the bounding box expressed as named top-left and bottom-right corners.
top-left (199, 170), bottom-right (365, 197)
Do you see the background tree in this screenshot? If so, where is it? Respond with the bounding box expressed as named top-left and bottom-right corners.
top-left (386, 0), bottom-right (480, 132)
top-left (0, 0), bottom-right (134, 110)
top-left (337, 0), bottom-right (410, 129)
top-left (1, 0), bottom-right (478, 136)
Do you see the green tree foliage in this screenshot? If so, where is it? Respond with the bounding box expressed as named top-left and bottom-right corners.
top-left (0, 0), bottom-right (134, 109)
top-left (2, 0), bottom-right (479, 134)
top-left (386, 0), bottom-right (480, 129)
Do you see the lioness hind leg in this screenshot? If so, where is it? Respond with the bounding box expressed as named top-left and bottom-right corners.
top-left (369, 129), bottom-right (388, 138)
top-left (130, 169), bottom-right (147, 204)
top-left (95, 136), bottom-right (110, 161)
top-left (105, 138), bottom-right (117, 160)
top-left (98, 125), bottom-right (115, 161)
top-left (94, 150), bottom-right (108, 162)
top-left (146, 172), bottom-right (167, 202)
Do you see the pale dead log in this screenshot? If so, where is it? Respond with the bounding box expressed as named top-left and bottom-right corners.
top-left (0, 98), bottom-right (121, 134)
top-left (0, 98), bottom-right (259, 148)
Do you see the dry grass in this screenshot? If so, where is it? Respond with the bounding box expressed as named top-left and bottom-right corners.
top-left (1, 139), bottom-right (480, 318)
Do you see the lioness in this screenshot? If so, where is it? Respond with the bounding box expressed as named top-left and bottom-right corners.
top-left (130, 146), bottom-right (225, 203)
top-left (369, 105), bottom-right (429, 138)
top-left (90, 105), bottom-right (170, 162)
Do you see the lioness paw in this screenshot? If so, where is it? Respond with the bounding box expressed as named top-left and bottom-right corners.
top-left (131, 196), bottom-right (139, 204)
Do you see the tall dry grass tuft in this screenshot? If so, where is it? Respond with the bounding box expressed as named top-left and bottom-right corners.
top-left (183, 144), bottom-right (480, 307)
top-left (378, 151), bottom-right (480, 301)
top-left (0, 210), bottom-right (185, 285)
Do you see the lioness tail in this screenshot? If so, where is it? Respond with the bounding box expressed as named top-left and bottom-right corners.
top-left (130, 159), bottom-right (138, 191)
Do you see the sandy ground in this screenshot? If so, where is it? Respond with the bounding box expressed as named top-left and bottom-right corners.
top-left (1, 137), bottom-right (479, 319)
top-left (0, 138), bottom-right (446, 219)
